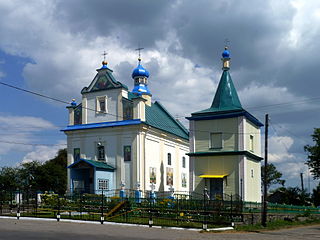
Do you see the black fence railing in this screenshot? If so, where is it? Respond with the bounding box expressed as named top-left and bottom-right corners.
top-left (0, 189), bottom-right (243, 229)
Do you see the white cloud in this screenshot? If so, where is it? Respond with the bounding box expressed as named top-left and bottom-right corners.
top-left (269, 136), bottom-right (294, 163)
top-left (22, 140), bottom-right (66, 164)
top-left (0, 114), bottom-right (58, 155)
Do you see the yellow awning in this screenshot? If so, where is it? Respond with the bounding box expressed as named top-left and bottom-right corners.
top-left (199, 175), bottom-right (227, 178)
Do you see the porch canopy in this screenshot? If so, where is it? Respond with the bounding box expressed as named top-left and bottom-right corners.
top-left (199, 175), bottom-right (227, 178)
top-left (68, 158), bottom-right (115, 193)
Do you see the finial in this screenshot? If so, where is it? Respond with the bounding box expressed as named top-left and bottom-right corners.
top-left (221, 45), bottom-right (230, 70)
top-left (135, 46), bottom-right (144, 63)
top-left (71, 99), bottom-right (77, 107)
top-left (101, 51), bottom-right (108, 66)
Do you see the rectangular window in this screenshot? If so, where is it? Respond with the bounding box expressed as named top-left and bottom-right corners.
top-left (210, 133), bottom-right (223, 149)
top-left (167, 153), bottom-right (172, 165)
top-left (182, 156), bottom-right (186, 168)
top-left (250, 135), bottom-right (254, 152)
top-left (251, 169), bottom-right (254, 178)
top-left (74, 148), bottom-right (80, 162)
top-left (97, 145), bottom-right (105, 160)
top-left (96, 96), bottom-right (107, 113)
top-left (98, 179), bottom-right (109, 190)
top-left (124, 146), bottom-right (131, 161)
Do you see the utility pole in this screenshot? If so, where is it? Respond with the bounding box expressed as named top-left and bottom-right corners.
top-left (300, 173), bottom-right (304, 192)
top-left (262, 114), bottom-right (269, 227)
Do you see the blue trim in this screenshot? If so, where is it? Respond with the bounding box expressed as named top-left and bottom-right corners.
top-left (61, 119), bottom-right (142, 132)
top-left (186, 110), bottom-right (263, 127)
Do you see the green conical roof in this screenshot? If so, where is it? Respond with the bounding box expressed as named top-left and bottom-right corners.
top-left (193, 70), bottom-right (242, 114)
top-left (211, 70), bottom-right (242, 110)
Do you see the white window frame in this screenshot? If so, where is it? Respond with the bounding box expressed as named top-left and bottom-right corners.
top-left (98, 179), bottom-right (109, 190)
top-left (210, 132), bottom-right (223, 149)
top-left (96, 96), bottom-right (107, 113)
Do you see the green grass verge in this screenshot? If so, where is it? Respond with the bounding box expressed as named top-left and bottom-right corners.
top-left (235, 218), bottom-right (320, 232)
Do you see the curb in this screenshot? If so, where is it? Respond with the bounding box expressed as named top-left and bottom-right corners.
top-left (0, 216), bottom-right (233, 231)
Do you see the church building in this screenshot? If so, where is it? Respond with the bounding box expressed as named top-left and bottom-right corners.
top-left (62, 57), bottom-right (189, 194)
top-left (187, 48), bottom-right (263, 202)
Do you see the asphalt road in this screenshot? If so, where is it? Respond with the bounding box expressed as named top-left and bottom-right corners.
top-left (0, 218), bottom-right (319, 240)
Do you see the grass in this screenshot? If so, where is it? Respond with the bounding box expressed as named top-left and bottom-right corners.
top-left (235, 218), bottom-right (320, 232)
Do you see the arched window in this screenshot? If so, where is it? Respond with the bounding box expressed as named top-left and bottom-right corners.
top-left (167, 153), bottom-right (171, 165)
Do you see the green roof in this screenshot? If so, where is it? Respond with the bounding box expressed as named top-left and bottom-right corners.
top-left (193, 70), bottom-right (243, 115)
top-left (68, 158), bottom-right (115, 171)
top-left (145, 101), bottom-right (189, 140)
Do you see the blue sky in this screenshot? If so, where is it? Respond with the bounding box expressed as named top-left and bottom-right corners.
top-left (0, 0), bottom-right (319, 190)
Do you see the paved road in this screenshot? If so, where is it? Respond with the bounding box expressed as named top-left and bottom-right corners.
top-left (0, 218), bottom-right (319, 240)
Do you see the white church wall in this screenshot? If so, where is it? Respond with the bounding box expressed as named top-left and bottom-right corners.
top-left (244, 157), bottom-right (262, 202)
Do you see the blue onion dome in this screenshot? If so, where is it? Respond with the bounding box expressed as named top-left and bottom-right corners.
top-left (132, 59), bottom-right (150, 78)
top-left (71, 99), bottom-right (77, 107)
top-left (222, 47), bottom-right (230, 58)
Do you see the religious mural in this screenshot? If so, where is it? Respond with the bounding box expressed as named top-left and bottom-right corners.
top-left (166, 167), bottom-right (173, 185)
top-left (149, 167), bottom-right (156, 184)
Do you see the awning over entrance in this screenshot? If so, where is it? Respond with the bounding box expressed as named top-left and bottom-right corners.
top-left (199, 174), bottom-right (227, 178)
top-left (68, 158), bottom-right (116, 170)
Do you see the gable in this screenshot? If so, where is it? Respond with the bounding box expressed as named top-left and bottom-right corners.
top-left (81, 70), bottom-right (128, 94)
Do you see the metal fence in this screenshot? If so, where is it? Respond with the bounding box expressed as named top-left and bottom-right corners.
top-left (1, 189), bottom-right (319, 229)
top-left (0, 189), bottom-right (242, 229)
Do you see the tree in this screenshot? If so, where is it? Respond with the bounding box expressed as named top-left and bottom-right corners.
top-left (261, 163), bottom-right (285, 190)
top-left (0, 167), bottom-right (20, 191)
top-left (312, 183), bottom-right (320, 206)
top-left (304, 128), bottom-right (320, 179)
top-left (0, 149), bottom-right (67, 194)
top-left (268, 187), bottom-right (311, 206)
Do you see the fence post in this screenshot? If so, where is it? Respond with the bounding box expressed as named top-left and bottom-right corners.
top-left (230, 194), bottom-right (233, 226)
top-left (16, 189), bottom-right (20, 220)
top-left (100, 189), bottom-right (104, 224)
top-left (57, 194), bottom-right (60, 222)
top-left (202, 187), bottom-right (208, 231)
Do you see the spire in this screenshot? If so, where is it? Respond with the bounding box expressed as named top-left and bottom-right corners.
top-left (210, 47), bottom-right (242, 111)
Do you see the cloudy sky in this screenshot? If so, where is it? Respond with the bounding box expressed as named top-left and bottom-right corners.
top-left (0, 0), bottom-right (319, 189)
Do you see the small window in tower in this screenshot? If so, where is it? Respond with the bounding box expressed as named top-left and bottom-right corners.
top-left (182, 156), bottom-right (186, 168)
top-left (74, 148), bottom-right (80, 162)
top-left (251, 169), bottom-right (254, 178)
top-left (167, 153), bottom-right (172, 166)
top-left (97, 144), bottom-right (105, 161)
top-left (96, 96), bottom-right (107, 113)
top-left (250, 135), bottom-right (254, 152)
top-left (210, 133), bottom-right (223, 149)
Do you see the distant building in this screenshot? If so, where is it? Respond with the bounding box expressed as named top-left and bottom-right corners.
top-left (62, 58), bottom-right (189, 194)
top-left (187, 47), bottom-right (263, 202)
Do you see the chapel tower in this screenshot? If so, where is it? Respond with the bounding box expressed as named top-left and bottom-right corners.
top-left (187, 47), bottom-right (263, 202)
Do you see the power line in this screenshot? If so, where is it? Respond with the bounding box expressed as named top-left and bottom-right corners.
top-left (0, 81), bottom-right (122, 120)
top-left (0, 140), bottom-right (66, 147)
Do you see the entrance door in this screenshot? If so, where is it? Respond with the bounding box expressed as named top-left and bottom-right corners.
top-left (210, 178), bottom-right (223, 200)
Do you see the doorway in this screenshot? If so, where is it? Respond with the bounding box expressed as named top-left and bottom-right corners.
top-left (210, 178), bottom-right (223, 199)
